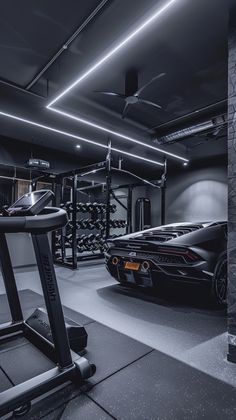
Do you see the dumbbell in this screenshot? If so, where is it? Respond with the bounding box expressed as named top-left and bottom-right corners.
top-left (109, 204), bottom-right (117, 213)
top-left (109, 220), bottom-right (117, 228)
top-left (65, 222), bottom-right (73, 235)
top-left (77, 234), bottom-right (86, 247)
top-left (80, 203), bottom-right (91, 212)
top-left (77, 219), bottom-right (87, 229)
top-left (60, 202), bottom-right (71, 212)
top-left (97, 204), bottom-right (106, 213)
top-left (77, 219), bottom-right (94, 229)
top-left (64, 202), bottom-right (73, 212)
top-left (110, 220), bottom-right (127, 228)
top-left (76, 203), bottom-right (83, 212)
top-left (80, 234), bottom-right (94, 251)
top-left (93, 234), bottom-right (104, 250)
top-left (93, 203), bottom-right (102, 213)
top-left (83, 219), bottom-right (95, 230)
top-left (54, 240), bottom-right (61, 250)
top-left (88, 203), bottom-right (96, 212)
top-left (89, 233), bottom-right (105, 251)
top-left (77, 203), bottom-right (87, 213)
top-left (77, 245), bottom-right (86, 253)
top-left (54, 231), bottom-right (61, 239)
top-left (96, 203), bottom-right (106, 214)
top-left (94, 220), bottom-right (106, 230)
top-left (64, 234), bottom-right (73, 247)
top-left (77, 219), bottom-right (85, 229)
top-left (117, 220), bottom-right (124, 228)
top-left (100, 237), bottom-right (106, 247)
top-left (86, 233), bottom-right (95, 245)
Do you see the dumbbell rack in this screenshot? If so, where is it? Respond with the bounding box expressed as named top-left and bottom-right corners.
top-left (53, 201), bottom-right (126, 269)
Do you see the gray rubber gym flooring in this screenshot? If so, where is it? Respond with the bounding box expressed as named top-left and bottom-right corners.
top-left (0, 262), bottom-right (236, 419)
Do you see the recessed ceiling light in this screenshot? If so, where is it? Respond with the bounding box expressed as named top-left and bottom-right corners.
top-left (0, 110), bottom-right (163, 166)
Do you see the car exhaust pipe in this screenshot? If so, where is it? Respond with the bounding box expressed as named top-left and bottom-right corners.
top-left (112, 256), bottom-right (119, 266)
top-left (142, 261), bottom-right (150, 271)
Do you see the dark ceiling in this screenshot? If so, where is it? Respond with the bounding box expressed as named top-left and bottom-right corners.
top-left (0, 0), bottom-right (228, 176)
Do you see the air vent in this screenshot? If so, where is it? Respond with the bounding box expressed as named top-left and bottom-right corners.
top-left (154, 114), bottom-right (227, 145)
top-left (134, 225), bottom-right (202, 243)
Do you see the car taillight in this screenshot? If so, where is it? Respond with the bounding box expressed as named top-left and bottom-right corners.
top-left (158, 247), bottom-right (201, 263)
top-left (185, 250), bottom-right (200, 262)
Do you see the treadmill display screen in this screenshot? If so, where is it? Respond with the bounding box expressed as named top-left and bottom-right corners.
top-left (13, 191), bottom-right (47, 208)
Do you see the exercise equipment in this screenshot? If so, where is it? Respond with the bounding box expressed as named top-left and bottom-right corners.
top-left (0, 190), bottom-right (95, 417)
top-left (55, 194), bottom-right (125, 267)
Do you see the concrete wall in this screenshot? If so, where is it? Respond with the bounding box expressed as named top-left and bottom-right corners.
top-left (148, 165), bottom-right (227, 227)
top-left (6, 233), bottom-right (36, 267)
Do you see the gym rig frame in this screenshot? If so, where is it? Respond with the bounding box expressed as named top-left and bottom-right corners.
top-left (32, 147), bottom-right (167, 270)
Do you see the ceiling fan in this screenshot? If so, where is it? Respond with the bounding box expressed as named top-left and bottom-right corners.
top-left (94, 69), bottom-right (165, 119)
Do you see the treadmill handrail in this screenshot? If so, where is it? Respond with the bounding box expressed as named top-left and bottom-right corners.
top-left (0, 207), bottom-right (68, 233)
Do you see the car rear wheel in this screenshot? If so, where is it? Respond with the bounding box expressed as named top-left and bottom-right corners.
top-left (211, 254), bottom-right (227, 305)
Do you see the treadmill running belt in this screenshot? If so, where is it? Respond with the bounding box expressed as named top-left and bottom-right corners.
top-left (0, 368), bottom-right (12, 392)
top-left (0, 338), bottom-right (54, 385)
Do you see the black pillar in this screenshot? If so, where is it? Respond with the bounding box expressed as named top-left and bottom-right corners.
top-left (228, 5), bottom-right (236, 363)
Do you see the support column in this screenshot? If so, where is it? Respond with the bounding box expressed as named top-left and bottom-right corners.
top-left (228, 7), bottom-right (236, 363)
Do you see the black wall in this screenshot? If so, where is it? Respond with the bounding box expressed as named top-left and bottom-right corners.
top-left (0, 135), bottom-right (84, 174)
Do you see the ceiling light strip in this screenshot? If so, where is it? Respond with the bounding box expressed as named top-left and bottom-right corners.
top-left (45, 0), bottom-right (188, 164)
top-left (0, 111), bottom-right (163, 166)
top-left (47, 0), bottom-right (178, 107)
top-left (49, 107), bottom-right (188, 162)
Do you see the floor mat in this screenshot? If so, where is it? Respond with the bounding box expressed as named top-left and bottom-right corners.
top-left (44, 394), bottom-right (113, 420)
top-left (1, 290), bottom-right (234, 420)
top-left (0, 290), bottom-right (151, 419)
top-left (88, 350), bottom-right (236, 420)
top-left (0, 289), bottom-right (93, 326)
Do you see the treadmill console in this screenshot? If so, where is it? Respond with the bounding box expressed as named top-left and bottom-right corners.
top-left (6, 190), bottom-right (54, 216)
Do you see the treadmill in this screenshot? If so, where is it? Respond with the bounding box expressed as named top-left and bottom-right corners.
top-left (0, 190), bottom-right (95, 417)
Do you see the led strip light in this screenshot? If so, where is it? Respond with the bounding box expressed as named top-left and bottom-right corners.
top-left (47, 0), bottom-right (179, 107)
top-left (46, 0), bottom-right (188, 164)
top-left (50, 108), bottom-right (188, 162)
top-left (0, 111), bottom-right (164, 166)
top-left (0, 0), bottom-right (187, 167)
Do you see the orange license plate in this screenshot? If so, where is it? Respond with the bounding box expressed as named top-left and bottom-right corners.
top-left (125, 261), bottom-right (140, 271)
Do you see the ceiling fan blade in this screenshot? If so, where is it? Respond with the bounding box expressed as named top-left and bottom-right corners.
top-left (138, 99), bottom-right (162, 109)
top-left (135, 72), bottom-right (166, 96)
top-left (122, 102), bottom-right (131, 119)
top-left (94, 91), bottom-right (125, 98)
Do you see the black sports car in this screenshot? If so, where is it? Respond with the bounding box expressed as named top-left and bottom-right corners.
top-left (105, 222), bottom-right (227, 305)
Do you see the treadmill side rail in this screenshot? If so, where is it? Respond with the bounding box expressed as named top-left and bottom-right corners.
top-left (0, 194), bottom-right (95, 416)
